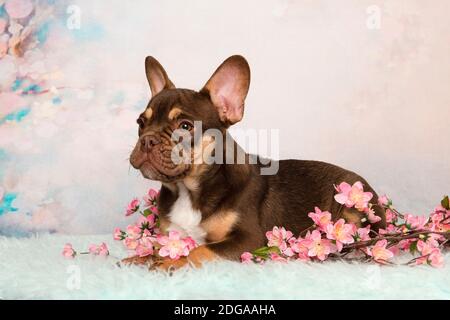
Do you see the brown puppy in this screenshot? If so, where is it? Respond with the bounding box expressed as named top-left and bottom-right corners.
top-left (127, 55), bottom-right (386, 270)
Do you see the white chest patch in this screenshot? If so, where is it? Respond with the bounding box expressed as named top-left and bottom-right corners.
top-left (166, 183), bottom-right (207, 245)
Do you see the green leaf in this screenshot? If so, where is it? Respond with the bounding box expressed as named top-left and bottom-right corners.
top-left (252, 247), bottom-right (270, 255)
top-left (142, 209), bottom-right (152, 217)
top-left (441, 195), bottom-right (449, 210)
top-left (409, 241), bottom-right (418, 254)
top-left (252, 246), bottom-right (280, 258)
top-left (268, 246), bottom-right (281, 254)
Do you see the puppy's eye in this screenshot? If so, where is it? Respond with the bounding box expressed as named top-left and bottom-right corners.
top-left (137, 117), bottom-right (146, 129)
top-left (178, 120), bottom-right (193, 131)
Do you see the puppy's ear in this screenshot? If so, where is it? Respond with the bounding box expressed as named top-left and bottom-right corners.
top-left (145, 56), bottom-right (175, 97)
top-left (201, 55), bottom-right (250, 125)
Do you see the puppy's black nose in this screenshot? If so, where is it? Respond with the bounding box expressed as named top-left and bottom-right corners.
top-left (140, 135), bottom-right (161, 152)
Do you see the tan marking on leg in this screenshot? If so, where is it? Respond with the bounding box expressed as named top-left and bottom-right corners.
top-left (342, 208), bottom-right (363, 228)
top-left (121, 255), bottom-right (152, 266)
top-left (155, 246), bottom-right (218, 271)
top-left (144, 108), bottom-right (153, 120)
top-left (168, 107), bottom-right (182, 120)
top-left (187, 245), bottom-right (218, 267)
top-left (201, 211), bottom-right (239, 243)
top-left (154, 256), bottom-right (189, 271)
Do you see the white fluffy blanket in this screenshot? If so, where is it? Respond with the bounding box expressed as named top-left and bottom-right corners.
top-left (1, 234), bottom-right (449, 299)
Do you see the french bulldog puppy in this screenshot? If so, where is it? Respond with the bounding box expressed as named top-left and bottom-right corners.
top-left (126, 55), bottom-right (386, 270)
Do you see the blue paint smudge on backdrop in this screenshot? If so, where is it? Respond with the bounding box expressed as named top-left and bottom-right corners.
top-left (109, 92), bottom-right (125, 106)
top-left (71, 22), bottom-right (105, 41)
top-left (134, 96), bottom-right (148, 111)
top-left (22, 84), bottom-right (42, 95)
top-left (52, 97), bottom-right (62, 105)
top-left (37, 22), bottom-right (51, 44)
top-left (0, 108), bottom-right (31, 125)
top-left (11, 78), bottom-right (24, 92)
top-left (0, 193), bottom-right (18, 216)
top-left (0, 149), bottom-right (7, 180)
top-left (15, 108), bottom-right (31, 122)
top-left (0, 149), bottom-right (7, 161)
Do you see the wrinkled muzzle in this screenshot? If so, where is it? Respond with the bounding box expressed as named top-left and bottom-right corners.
top-left (130, 132), bottom-right (191, 182)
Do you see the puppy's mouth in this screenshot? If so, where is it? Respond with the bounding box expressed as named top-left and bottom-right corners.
top-left (130, 147), bottom-right (191, 183)
top-left (138, 160), bottom-right (190, 182)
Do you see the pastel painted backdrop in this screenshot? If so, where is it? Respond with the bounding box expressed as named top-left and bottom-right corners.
top-left (0, 0), bottom-right (449, 235)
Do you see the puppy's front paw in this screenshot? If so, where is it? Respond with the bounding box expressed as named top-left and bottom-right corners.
top-left (152, 257), bottom-right (189, 272)
top-left (120, 255), bottom-right (152, 267)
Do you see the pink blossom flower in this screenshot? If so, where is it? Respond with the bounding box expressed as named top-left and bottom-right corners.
top-left (113, 227), bottom-right (125, 240)
top-left (126, 224), bottom-right (142, 240)
top-left (414, 255), bottom-right (428, 266)
top-left (88, 243), bottom-right (109, 256)
top-left (356, 226), bottom-right (371, 241)
top-left (306, 230), bottom-right (335, 261)
top-left (143, 189), bottom-right (160, 215)
top-left (62, 243), bottom-right (76, 259)
top-left (415, 239), bottom-right (443, 267)
top-left (379, 223), bottom-right (399, 235)
top-left (430, 208), bottom-right (450, 232)
top-left (137, 214), bottom-right (156, 230)
top-left (398, 239), bottom-right (414, 251)
top-left (126, 198), bottom-right (140, 216)
top-left (183, 237), bottom-right (197, 251)
top-left (385, 209), bottom-right (397, 224)
top-left (326, 219), bottom-right (355, 251)
top-left (157, 231), bottom-right (190, 260)
top-left (88, 244), bottom-right (98, 254)
top-left (281, 238), bottom-right (297, 257)
top-left (98, 243), bottom-right (109, 256)
top-left (269, 253), bottom-right (287, 262)
top-left (136, 233), bottom-right (155, 257)
top-left (420, 235), bottom-right (436, 248)
top-left (417, 239), bottom-right (436, 255)
top-left (241, 252), bottom-right (254, 264)
top-left (150, 206), bottom-right (159, 215)
top-left (266, 226), bottom-right (293, 251)
top-left (365, 208), bottom-right (382, 223)
top-left (432, 205), bottom-right (450, 217)
top-left (290, 237), bottom-right (311, 261)
top-left (334, 181), bottom-right (373, 211)
top-left (389, 244), bottom-right (400, 256)
top-left (404, 214), bottom-right (428, 230)
top-left (368, 240), bottom-right (394, 263)
top-left (143, 189), bottom-right (159, 208)
top-left (428, 249), bottom-right (444, 268)
top-left (378, 195), bottom-right (389, 206)
top-left (124, 237), bottom-right (139, 250)
top-left (307, 207), bottom-right (332, 231)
